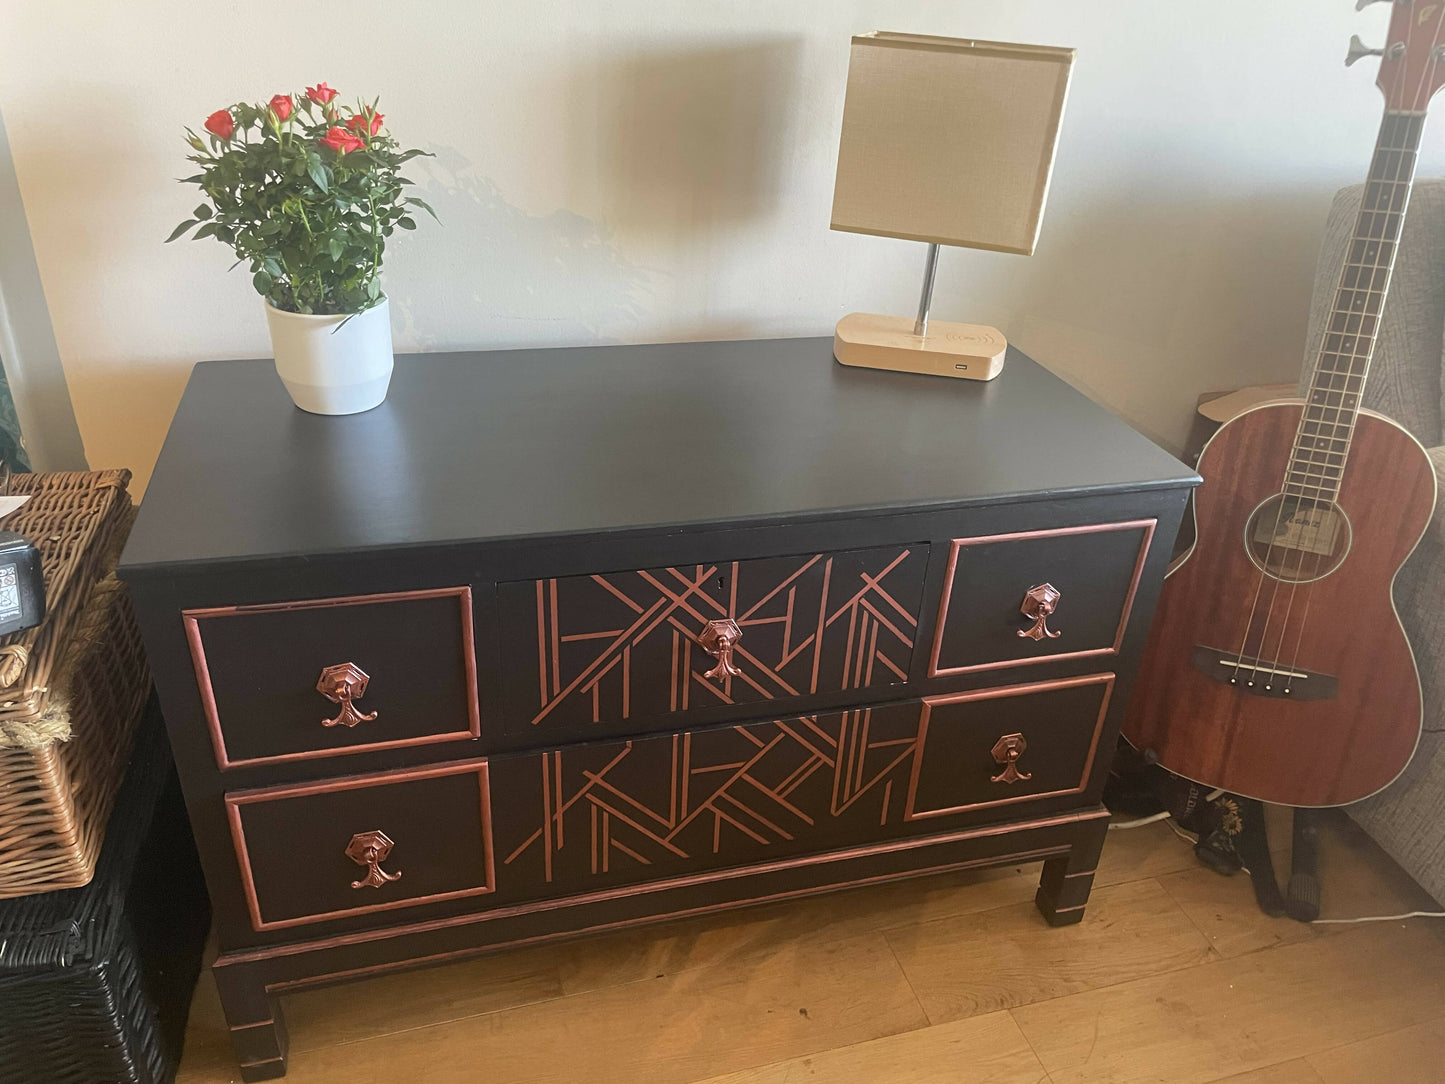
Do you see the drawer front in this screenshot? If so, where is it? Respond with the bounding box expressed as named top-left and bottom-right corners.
top-left (491, 676), bottom-right (1108, 899)
top-left (905, 674), bottom-right (1114, 821)
top-left (226, 761), bottom-right (495, 931)
top-left (185, 587), bottom-right (480, 769)
top-left (928, 520), bottom-right (1155, 676)
top-left (497, 545), bottom-right (929, 739)
top-left (492, 703), bottom-right (924, 897)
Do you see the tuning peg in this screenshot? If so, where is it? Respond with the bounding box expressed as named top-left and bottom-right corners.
top-left (1346, 33), bottom-right (1384, 66)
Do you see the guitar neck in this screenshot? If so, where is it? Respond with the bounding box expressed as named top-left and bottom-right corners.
top-left (1286, 110), bottom-right (1426, 503)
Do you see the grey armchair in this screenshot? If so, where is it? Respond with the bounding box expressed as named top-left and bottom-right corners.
top-left (1301, 180), bottom-right (1445, 904)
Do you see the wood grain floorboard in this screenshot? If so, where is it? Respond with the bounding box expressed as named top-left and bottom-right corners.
top-left (885, 878), bottom-right (1215, 1022)
top-left (1157, 866), bottom-right (1316, 959)
top-left (691, 1011), bottom-right (1048, 1084)
top-left (1208, 1061), bottom-right (1327, 1083)
top-left (554, 861), bottom-right (1043, 996)
top-left (1011, 921), bottom-right (1445, 1084)
top-left (185, 932), bottom-right (927, 1084)
top-left (280, 945), bottom-right (566, 1050)
top-left (1306, 1015), bottom-right (1445, 1083)
top-left (176, 804), bottom-right (1443, 1083)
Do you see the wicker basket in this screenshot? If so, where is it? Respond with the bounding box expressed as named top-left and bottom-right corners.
top-left (0, 708), bottom-right (210, 1084)
top-left (0, 471), bottom-right (150, 898)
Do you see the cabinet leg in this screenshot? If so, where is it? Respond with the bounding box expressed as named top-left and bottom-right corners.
top-left (1035, 820), bottom-right (1107, 927)
top-left (214, 961), bottom-right (289, 1080)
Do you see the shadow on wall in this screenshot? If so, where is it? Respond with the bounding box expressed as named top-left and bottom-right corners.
top-left (386, 147), bottom-right (652, 351)
top-left (565, 38), bottom-right (804, 240)
top-left (949, 180), bottom-right (1337, 452)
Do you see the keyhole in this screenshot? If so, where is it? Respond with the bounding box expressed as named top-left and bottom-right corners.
top-left (717, 576), bottom-right (726, 592)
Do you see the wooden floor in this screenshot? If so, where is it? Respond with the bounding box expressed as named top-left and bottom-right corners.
top-left (177, 808), bottom-right (1445, 1084)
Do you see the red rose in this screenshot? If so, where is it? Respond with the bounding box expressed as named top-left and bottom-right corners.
top-left (204, 109), bottom-right (235, 141)
top-left (345, 110), bottom-right (384, 137)
top-left (320, 126), bottom-right (365, 154)
top-left (269, 94), bottom-right (293, 121)
top-left (306, 82), bottom-right (338, 105)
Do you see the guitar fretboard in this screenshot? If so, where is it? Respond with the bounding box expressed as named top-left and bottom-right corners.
top-left (1285, 111), bottom-right (1424, 502)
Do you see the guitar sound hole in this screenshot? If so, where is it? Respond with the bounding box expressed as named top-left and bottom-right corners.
top-left (1243, 493), bottom-right (1352, 584)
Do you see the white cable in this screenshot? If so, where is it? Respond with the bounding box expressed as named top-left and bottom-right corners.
top-left (1108, 811), bottom-right (1172, 830)
top-left (1311, 910), bottom-right (1445, 924)
top-left (1166, 819), bottom-right (1200, 845)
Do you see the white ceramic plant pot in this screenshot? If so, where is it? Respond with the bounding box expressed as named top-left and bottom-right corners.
top-left (264, 297), bottom-right (394, 415)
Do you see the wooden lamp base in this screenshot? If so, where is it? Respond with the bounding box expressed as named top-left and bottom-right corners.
top-left (833, 313), bottom-right (1008, 381)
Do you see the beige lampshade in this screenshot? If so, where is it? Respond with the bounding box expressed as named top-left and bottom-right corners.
top-left (830, 32), bottom-right (1074, 256)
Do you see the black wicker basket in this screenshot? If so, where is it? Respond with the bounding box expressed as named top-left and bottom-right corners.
top-left (0, 700), bottom-right (211, 1084)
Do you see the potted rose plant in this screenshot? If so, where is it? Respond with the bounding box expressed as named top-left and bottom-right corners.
top-left (168, 83), bottom-right (434, 414)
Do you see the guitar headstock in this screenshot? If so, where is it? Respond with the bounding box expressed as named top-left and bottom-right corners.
top-left (1362, 0), bottom-right (1445, 111)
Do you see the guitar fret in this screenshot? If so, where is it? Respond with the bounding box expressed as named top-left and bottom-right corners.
top-left (1284, 481), bottom-right (1340, 500)
top-left (1288, 112), bottom-right (1422, 498)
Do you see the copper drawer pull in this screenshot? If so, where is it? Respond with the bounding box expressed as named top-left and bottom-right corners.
top-left (318, 662), bottom-right (378, 728)
top-left (346, 830), bottom-right (402, 889)
top-left (1018, 583), bottom-right (1062, 641)
top-left (698, 618), bottom-right (743, 680)
top-left (990, 733), bottom-right (1033, 784)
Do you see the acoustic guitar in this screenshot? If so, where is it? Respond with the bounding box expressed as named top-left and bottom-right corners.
top-left (1122, 1), bottom-right (1443, 808)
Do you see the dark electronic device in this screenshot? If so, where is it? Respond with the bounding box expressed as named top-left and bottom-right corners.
top-left (0, 530), bottom-right (45, 636)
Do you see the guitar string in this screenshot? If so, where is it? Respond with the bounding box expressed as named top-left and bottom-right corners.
top-left (1269, 22), bottom-right (1437, 693)
top-left (1230, 23), bottom-right (1431, 690)
top-left (1267, 127), bottom-right (1417, 687)
top-left (1248, 151), bottom-right (1404, 686)
top-left (1275, 132), bottom-right (1420, 692)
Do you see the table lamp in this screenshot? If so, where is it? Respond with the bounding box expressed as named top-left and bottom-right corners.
top-left (830, 32), bottom-right (1075, 380)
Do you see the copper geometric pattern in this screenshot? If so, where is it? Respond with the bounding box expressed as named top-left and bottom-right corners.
top-left (496, 702), bottom-right (924, 888)
top-left (498, 546), bottom-right (928, 733)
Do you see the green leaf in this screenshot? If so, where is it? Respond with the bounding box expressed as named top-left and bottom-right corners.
top-left (193, 203), bottom-right (213, 220)
top-left (307, 159), bottom-right (329, 193)
top-left (328, 237), bottom-right (343, 261)
top-left (192, 221), bottom-right (220, 240)
top-left (165, 220), bottom-right (198, 243)
top-left (405, 196), bottom-right (438, 221)
top-left (253, 270), bottom-right (272, 294)
top-left (397, 216), bottom-right (416, 230)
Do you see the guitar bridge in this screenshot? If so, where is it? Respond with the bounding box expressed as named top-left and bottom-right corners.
top-left (1190, 646), bottom-right (1338, 701)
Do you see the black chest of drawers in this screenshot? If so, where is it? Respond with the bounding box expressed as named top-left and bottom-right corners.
top-left (119, 337), bottom-right (1198, 1080)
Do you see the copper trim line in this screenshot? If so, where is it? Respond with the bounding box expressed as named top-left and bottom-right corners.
top-left (214, 807), bottom-right (1112, 967)
top-left (183, 586), bottom-right (481, 770)
top-left (256, 844), bottom-right (1078, 996)
top-left (926, 519), bottom-right (1157, 677)
top-left (904, 673), bottom-right (1116, 821)
top-left (225, 759), bottom-right (495, 932)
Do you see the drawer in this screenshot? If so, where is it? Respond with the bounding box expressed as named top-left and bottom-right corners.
top-left (491, 702), bottom-right (927, 897)
top-left (490, 675), bottom-right (1108, 899)
top-left (184, 587), bottom-right (480, 769)
top-left (904, 673), bottom-right (1114, 821)
top-left (927, 520), bottom-right (1155, 676)
top-left (497, 544), bottom-right (929, 739)
top-left (226, 760), bottom-right (495, 931)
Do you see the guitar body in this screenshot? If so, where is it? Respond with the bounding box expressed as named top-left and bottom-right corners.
top-left (1123, 401), bottom-right (1436, 806)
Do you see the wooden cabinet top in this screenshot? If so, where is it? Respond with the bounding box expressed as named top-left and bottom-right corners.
top-left (119, 337), bottom-right (1196, 573)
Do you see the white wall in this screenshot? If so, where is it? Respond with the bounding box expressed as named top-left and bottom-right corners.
top-left (0, 1), bottom-right (1430, 495)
